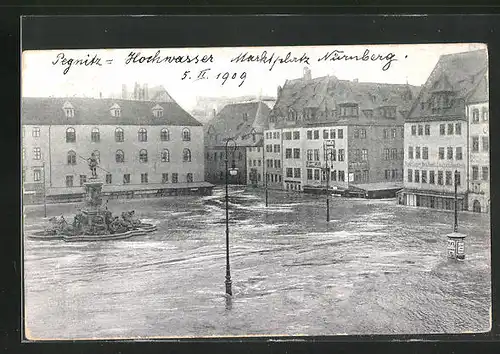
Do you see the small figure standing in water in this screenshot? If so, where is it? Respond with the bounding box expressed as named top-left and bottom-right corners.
top-left (88, 152), bottom-right (98, 178)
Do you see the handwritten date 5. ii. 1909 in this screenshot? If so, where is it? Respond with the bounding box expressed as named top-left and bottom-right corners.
top-left (181, 68), bottom-right (247, 87)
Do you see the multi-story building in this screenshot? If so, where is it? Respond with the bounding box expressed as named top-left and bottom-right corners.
top-left (263, 129), bottom-right (283, 189)
top-left (22, 96), bottom-right (212, 204)
top-left (266, 68), bottom-right (419, 196)
top-left (204, 101), bottom-right (271, 185)
top-left (399, 49), bottom-right (488, 212)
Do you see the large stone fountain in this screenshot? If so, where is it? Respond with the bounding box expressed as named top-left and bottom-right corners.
top-left (29, 154), bottom-right (157, 242)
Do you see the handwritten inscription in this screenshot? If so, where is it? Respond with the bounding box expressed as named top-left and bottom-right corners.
top-left (230, 51), bottom-right (311, 72)
top-left (181, 69), bottom-right (247, 87)
top-left (317, 49), bottom-right (400, 71)
top-left (51, 53), bottom-right (104, 75)
top-left (125, 50), bottom-right (214, 65)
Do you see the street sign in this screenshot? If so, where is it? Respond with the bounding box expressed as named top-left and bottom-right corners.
top-left (325, 140), bottom-right (335, 147)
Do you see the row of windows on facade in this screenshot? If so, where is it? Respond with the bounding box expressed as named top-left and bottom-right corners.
top-left (471, 107), bottom-right (489, 122)
top-left (30, 148), bottom-right (193, 163)
top-left (60, 173), bottom-right (194, 187)
top-left (306, 168), bottom-right (347, 182)
top-left (282, 105), bottom-right (398, 122)
top-left (409, 123), bottom-right (462, 137)
top-left (29, 127), bottom-right (192, 142)
top-left (206, 151), bottom-right (244, 161)
top-left (408, 146), bottom-right (463, 160)
top-left (384, 169), bottom-right (402, 180)
top-left (265, 129), bottom-right (346, 141)
top-left (60, 105), bottom-right (165, 119)
top-left (407, 169), bottom-right (463, 186)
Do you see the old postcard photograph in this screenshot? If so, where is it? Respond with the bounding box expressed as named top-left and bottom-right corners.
top-left (21, 43), bottom-right (491, 339)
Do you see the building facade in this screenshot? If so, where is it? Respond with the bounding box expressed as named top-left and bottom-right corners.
top-left (22, 96), bottom-right (211, 204)
top-left (399, 49), bottom-right (488, 212)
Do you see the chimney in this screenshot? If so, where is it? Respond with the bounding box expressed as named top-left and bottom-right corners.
top-left (122, 84), bottom-right (127, 99)
top-left (212, 108), bottom-right (216, 117)
top-left (144, 83), bottom-right (149, 100)
top-left (133, 82), bottom-right (139, 100)
top-left (353, 78), bottom-right (359, 83)
top-left (303, 67), bottom-right (312, 81)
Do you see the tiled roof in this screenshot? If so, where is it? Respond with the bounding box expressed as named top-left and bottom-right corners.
top-left (407, 49), bottom-right (488, 121)
top-left (271, 74), bottom-right (420, 127)
top-left (204, 101), bottom-right (271, 147)
top-left (22, 97), bottom-right (202, 126)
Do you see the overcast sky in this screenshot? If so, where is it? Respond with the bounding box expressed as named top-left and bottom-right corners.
top-left (22, 43), bottom-right (486, 111)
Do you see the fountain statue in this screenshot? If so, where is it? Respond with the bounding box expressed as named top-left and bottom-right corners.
top-left (30, 153), bottom-right (157, 241)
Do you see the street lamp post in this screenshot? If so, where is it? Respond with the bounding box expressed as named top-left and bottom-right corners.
top-left (454, 169), bottom-right (458, 232)
top-left (224, 138), bottom-right (237, 296)
top-left (324, 142), bottom-right (334, 223)
top-left (43, 162), bottom-right (47, 218)
top-left (262, 144), bottom-right (268, 207)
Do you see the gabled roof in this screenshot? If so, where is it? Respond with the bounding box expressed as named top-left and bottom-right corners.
top-left (22, 97), bottom-right (202, 126)
top-left (407, 49), bottom-right (488, 121)
top-left (204, 101), bottom-right (271, 147)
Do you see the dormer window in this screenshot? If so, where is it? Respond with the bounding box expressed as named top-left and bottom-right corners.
top-left (382, 106), bottom-right (397, 119)
top-left (339, 104), bottom-right (359, 117)
top-left (152, 104), bottom-right (164, 118)
top-left (63, 101), bottom-right (75, 118)
top-left (362, 109), bottom-right (373, 118)
top-left (110, 103), bottom-right (121, 117)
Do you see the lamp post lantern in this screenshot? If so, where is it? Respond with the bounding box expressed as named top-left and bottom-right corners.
top-left (224, 138), bottom-right (237, 296)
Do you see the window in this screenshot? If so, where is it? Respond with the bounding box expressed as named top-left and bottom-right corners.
top-left (64, 107), bottom-right (74, 118)
top-left (286, 168), bottom-right (293, 178)
top-left (307, 130), bottom-right (312, 140)
top-left (266, 144), bottom-right (272, 153)
top-left (123, 174), bottom-right (130, 184)
top-left (415, 170), bottom-right (420, 183)
top-left (187, 173), bottom-right (193, 183)
top-left (338, 171), bottom-right (345, 182)
top-left (411, 125), bottom-right (416, 136)
top-left (285, 148), bottom-right (292, 159)
top-left (161, 149), bottom-right (170, 162)
top-left (307, 169), bottom-right (313, 180)
top-left (141, 173), bottom-right (148, 183)
top-left (258, 160), bottom-right (261, 167)
top-left (106, 174), bottom-right (112, 184)
top-left (276, 132), bottom-right (280, 139)
top-left (66, 175), bottom-right (74, 187)
top-left (283, 131), bottom-right (291, 140)
top-left (307, 149), bottom-right (313, 161)
top-left (445, 171), bottom-right (452, 185)
top-left (455, 123), bottom-right (461, 135)
top-left (274, 160), bottom-right (281, 168)
top-left (391, 128), bottom-right (397, 139)
top-left (361, 149), bottom-right (368, 161)
top-left (338, 129), bottom-right (343, 139)
top-left (182, 128), bottom-right (191, 141)
top-left (472, 166), bottom-right (479, 180)
top-left (79, 175), bottom-right (87, 186)
top-left (139, 149), bottom-right (148, 163)
top-left (455, 171), bottom-right (461, 186)
top-left (408, 147), bottom-right (413, 159)
top-left (362, 170), bottom-right (369, 182)
top-left (447, 147), bottom-right (453, 160)
top-left (447, 124), bottom-right (454, 135)
top-left (313, 130), bottom-right (319, 140)
top-left (115, 150), bottom-right (125, 163)
top-left (407, 169), bottom-right (413, 183)
top-left (314, 149), bottom-right (320, 161)
top-left (293, 131), bottom-right (300, 140)
top-left (273, 132), bottom-right (277, 139)
top-left (33, 147), bottom-right (41, 160)
top-left (390, 148), bottom-right (397, 160)
top-left (330, 129), bottom-right (336, 139)
top-left (385, 170), bottom-right (390, 180)
top-left (67, 150), bottom-right (76, 165)
top-left (384, 129), bottom-right (389, 139)
top-left (138, 128), bottom-right (148, 142)
top-left (331, 149), bottom-right (337, 161)
top-left (415, 147), bottom-right (421, 159)
top-left (354, 129), bottom-right (359, 139)
top-left (338, 149), bottom-right (344, 161)
top-left (33, 169), bottom-right (41, 182)
top-left (274, 144), bottom-right (280, 153)
top-left (482, 107), bottom-right (489, 121)
top-left (417, 125), bottom-right (423, 136)
top-left (91, 128), bottom-right (100, 142)
top-left (353, 149), bottom-right (360, 161)
top-left (456, 147), bottom-right (463, 160)
top-left (32, 127), bottom-right (40, 137)
top-left (360, 129), bottom-right (366, 139)
top-left (472, 137), bottom-right (479, 152)
top-left (66, 127), bottom-right (76, 142)
top-left (423, 147), bottom-right (429, 160)
top-left (425, 124), bottom-right (430, 135)
top-left (472, 108), bottom-right (480, 123)
top-left (153, 107), bottom-right (163, 118)
top-left (482, 166), bottom-right (489, 181)
top-left (482, 136), bottom-right (489, 152)
top-left (422, 170), bottom-right (427, 184)
top-left (161, 128), bottom-right (170, 141)
top-left (439, 147), bottom-right (445, 159)
top-left (440, 124), bottom-right (445, 135)
top-left (429, 171), bottom-right (435, 184)
top-left (161, 173), bottom-right (169, 184)
top-left (115, 128), bottom-right (124, 142)
top-left (293, 148), bottom-right (300, 159)
top-left (314, 169), bottom-right (320, 180)
top-left (437, 171), bottom-right (443, 185)
top-left (183, 148), bottom-right (192, 162)
top-left (324, 129), bottom-right (330, 139)
top-left (294, 168), bottom-right (301, 178)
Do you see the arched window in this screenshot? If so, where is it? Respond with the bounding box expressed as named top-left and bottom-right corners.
top-left (161, 128), bottom-right (170, 141)
top-left (182, 128), bottom-right (191, 141)
top-left (66, 127), bottom-right (76, 143)
top-left (183, 148), bottom-right (191, 162)
top-left (187, 173), bottom-right (193, 183)
top-left (92, 150), bottom-right (100, 163)
top-left (115, 150), bottom-right (125, 163)
top-left (115, 128), bottom-right (124, 142)
top-left (139, 149), bottom-right (148, 163)
top-left (91, 128), bottom-right (100, 142)
top-left (161, 148), bottom-right (170, 162)
top-left (138, 128), bottom-right (147, 142)
top-left (472, 108), bottom-right (480, 123)
top-left (67, 150), bottom-right (76, 165)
